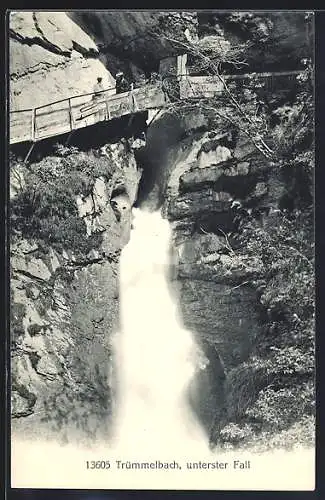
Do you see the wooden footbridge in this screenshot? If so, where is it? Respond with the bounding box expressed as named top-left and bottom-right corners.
top-left (10, 83), bottom-right (170, 145)
top-left (10, 52), bottom-right (301, 147)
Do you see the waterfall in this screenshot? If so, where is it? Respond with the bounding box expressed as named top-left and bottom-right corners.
top-left (111, 208), bottom-right (208, 457)
top-left (11, 210), bottom-right (315, 490)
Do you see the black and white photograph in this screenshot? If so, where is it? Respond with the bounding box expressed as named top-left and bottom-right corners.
top-left (8, 10), bottom-right (315, 490)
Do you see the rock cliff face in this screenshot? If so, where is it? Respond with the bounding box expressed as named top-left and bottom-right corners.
top-left (68, 11), bottom-right (198, 75)
top-left (9, 12), bottom-right (115, 110)
top-left (10, 141), bottom-right (141, 444)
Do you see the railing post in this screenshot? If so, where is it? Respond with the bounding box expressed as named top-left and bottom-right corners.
top-left (68, 98), bottom-right (74, 131)
top-left (105, 95), bottom-right (110, 121)
top-left (129, 90), bottom-right (134, 113)
top-left (177, 54), bottom-right (188, 81)
top-left (31, 108), bottom-right (36, 141)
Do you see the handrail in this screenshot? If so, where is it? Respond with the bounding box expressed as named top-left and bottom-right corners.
top-left (222, 70), bottom-right (302, 81)
top-left (10, 85), bottom-right (118, 114)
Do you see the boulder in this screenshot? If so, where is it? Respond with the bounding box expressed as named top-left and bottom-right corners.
top-left (11, 390), bottom-right (36, 418)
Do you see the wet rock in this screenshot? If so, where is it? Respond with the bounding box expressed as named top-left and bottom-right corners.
top-left (11, 390), bottom-right (36, 418)
top-left (180, 233), bottom-right (225, 259)
top-left (188, 345), bottom-right (226, 435)
top-left (12, 256), bottom-right (51, 281)
top-left (177, 279), bottom-right (260, 370)
top-left (180, 161), bottom-right (251, 193)
top-left (198, 145), bottom-right (232, 168)
top-left (180, 166), bottom-right (224, 191)
top-left (36, 354), bottom-right (61, 380)
top-left (168, 189), bottom-right (232, 219)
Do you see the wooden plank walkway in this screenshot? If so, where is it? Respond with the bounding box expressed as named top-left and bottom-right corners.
top-left (10, 84), bottom-right (167, 145)
top-left (10, 71), bottom-right (302, 146)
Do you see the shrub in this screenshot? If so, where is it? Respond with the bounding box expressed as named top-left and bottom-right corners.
top-left (10, 147), bottom-right (114, 256)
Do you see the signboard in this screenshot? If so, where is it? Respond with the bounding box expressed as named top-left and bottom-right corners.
top-left (183, 76), bottom-right (225, 98)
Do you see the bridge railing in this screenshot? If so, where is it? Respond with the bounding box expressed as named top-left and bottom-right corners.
top-left (181, 70), bottom-right (302, 99)
top-left (10, 84), bottom-right (167, 145)
top-left (9, 70), bottom-right (303, 145)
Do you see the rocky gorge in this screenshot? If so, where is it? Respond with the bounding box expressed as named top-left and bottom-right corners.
top-left (9, 11), bottom-right (315, 451)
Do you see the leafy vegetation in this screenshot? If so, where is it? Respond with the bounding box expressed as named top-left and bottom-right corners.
top-left (10, 145), bottom-right (115, 256)
top-left (212, 69), bottom-right (315, 449)
top-left (217, 205), bottom-right (315, 450)
top-left (161, 14), bottom-right (315, 451)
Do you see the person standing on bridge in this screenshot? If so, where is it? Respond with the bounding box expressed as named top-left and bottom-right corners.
top-left (93, 77), bottom-right (105, 100)
top-left (149, 72), bottom-right (162, 85)
top-left (92, 77), bottom-right (107, 121)
top-left (116, 72), bottom-right (130, 94)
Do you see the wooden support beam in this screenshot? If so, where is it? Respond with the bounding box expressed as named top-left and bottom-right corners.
top-left (65, 130), bottom-right (75, 145)
top-left (129, 91), bottom-right (135, 113)
top-left (24, 142), bottom-right (35, 164)
top-left (147, 108), bottom-right (163, 128)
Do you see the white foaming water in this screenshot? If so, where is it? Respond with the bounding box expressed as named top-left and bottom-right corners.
top-left (111, 208), bottom-right (208, 457)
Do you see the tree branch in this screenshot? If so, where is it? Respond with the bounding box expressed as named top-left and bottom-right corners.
top-left (161, 34), bottom-right (275, 159)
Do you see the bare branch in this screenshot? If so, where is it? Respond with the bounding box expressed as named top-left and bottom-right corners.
top-left (160, 33), bottom-right (276, 160)
top-left (216, 227), bottom-right (236, 255)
